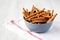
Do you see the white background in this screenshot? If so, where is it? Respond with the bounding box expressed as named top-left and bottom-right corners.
top-left (0, 0), bottom-right (60, 40)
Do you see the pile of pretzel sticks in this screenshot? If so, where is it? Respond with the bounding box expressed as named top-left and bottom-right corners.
top-left (22, 5), bottom-right (57, 24)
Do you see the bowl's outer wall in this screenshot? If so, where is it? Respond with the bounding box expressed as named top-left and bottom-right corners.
top-left (24, 20), bottom-right (52, 33)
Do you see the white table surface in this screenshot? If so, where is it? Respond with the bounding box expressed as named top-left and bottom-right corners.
top-left (0, 0), bottom-right (60, 40)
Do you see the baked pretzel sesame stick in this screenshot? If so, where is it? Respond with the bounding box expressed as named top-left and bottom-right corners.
top-left (25, 8), bottom-right (45, 19)
top-left (29, 11), bottom-right (48, 19)
top-left (47, 10), bottom-right (51, 13)
top-left (42, 10), bottom-right (51, 19)
top-left (47, 14), bottom-right (57, 23)
top-left (46, 10), bottom-right (51, 16)
top-left (32, 5), bottom-right (40, 11)
top-left (30, 5), bottom-right (35, 15)
top-left (42, 12), bottom-right (51, 18)
top-left (26, 13), bottom-right (36, 19)
top-left (32, 5), bottom-right (45, 12)
top-left (32, 17), bottom-right (46, 20)
top-left (52, 10), bottom-right (54, 16)
top-left (32, 18), bottom-right (47, 23)
top-left (22, 11), bottom-right (27, 18)
top-left (32, 15), bottom-right (50, 23)
top-left (23, 8), bottom-right (29, 18)
top-left (26, 9), bottom-right (51, 22)
top-left (30, 5), bottom-right (39, 16)
top-left (22, 8), bottom-right (27, 17)
top-left (31, 5), bottom-right (44, 16)
top-left (26, 10), bottom-right (45, 19)
top-left (28, 13), bottom-right (42, 19)
top-left (26, 9), bottom-right (28, 12)
top-left (44, 16), bottom-right (52, 18)
top-left (39, 8), bottom-right (45, 13)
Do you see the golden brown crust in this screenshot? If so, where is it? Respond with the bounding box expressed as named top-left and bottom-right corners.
top-left (22, 5), bottom-right (57, 24)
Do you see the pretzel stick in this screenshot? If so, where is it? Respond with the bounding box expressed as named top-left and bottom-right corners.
top-left (22, 5), bottom-right (57, 24)
top-left (32, 19), bottom-right (47, 23)
top-left (32, 17), bottom-right (46, 20)
top-left (32, 5), bottom-right (40, 11)
top-left (32, 5), bottom-right (45, 12)
top-left (26, 9), bottom-right (28, 12)
top-left (47, 10), bottom-right (50, 13)
top-left (26, 11), bottom-right (45, 19)
top-left (26, 8), bottom-right (45, 19)
top-left (43, 16), bottom-right (51, 18)
top-left (47, 14), bottom-right (57, 23)
top-left (27, 12), bottom-right (44, 20)
top-left (52, 10), bottom-right (54, 16)
top-left (27, 11), bottom-right (48, 20)
top-left (22, 8), bottom-right (27, 17)
top-left (22, 8), bottom-right (29, 17)
top-left (39, 8), bottom-right (45, 13)
top-left (47, 10), bottom-right (51, 15)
